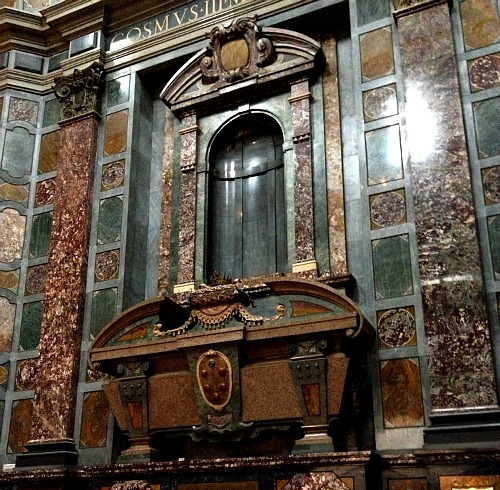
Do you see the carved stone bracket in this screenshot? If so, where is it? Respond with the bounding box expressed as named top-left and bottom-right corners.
top-left (53, 62), bottom-right (105, 121)
top-left (201, 15), bottom-right (275, 85)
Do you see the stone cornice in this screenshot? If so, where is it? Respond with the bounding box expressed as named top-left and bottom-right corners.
top-left (0, 68), bottom-right (54, 94)
top-left (0, 7), bottom-right (49, 54)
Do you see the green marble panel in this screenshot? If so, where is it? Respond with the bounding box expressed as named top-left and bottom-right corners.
top-left (366, 124), bottom-right (403, 185)
top-left (97, 196), bottom-right (123, 244)
top-left (90, 288), bottom-right (117, 339)
top-left (107, 75), bottom-right (130, 107)
top-left (372, 235), bottom-right (413, 299)
top-left (473, 97), bottom-right (500, 158)
top-left (488, 215), bottom-right (500, 279)
top-left (19, 301), bottom-right (43, 351)
top-left (43, 98), bottom-right (61, 127)
top-left (357, 0), bottom-right (390, 26)
top-left (29, 212), bottom-right (53, 259)
top-left (1, 127), bottom-right (35, 178)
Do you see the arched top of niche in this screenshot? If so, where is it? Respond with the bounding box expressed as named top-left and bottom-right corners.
top-left (161, 16), bottom-right (322, 115)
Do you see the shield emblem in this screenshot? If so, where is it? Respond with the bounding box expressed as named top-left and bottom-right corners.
top-left (196, 350), bottom-right (232, 412)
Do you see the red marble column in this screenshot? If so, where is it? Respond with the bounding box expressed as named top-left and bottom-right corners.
top-left (17, 63), bottom-right (104, 467)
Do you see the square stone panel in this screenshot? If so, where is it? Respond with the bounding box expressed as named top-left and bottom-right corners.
top-left (460, 0), bottom-right (500, 50)
top-left (360, 27), bottom-right (395, 82)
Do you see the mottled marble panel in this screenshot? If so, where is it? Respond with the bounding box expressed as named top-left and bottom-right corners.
top-left (323, 34), bottom-right (347, 276)
top-left (0, 269), bottom-right (19, 293)
top-left (177, 170), bottom-right (197, 283)
top-left (482, 165), bottom-right (500, 204)
top-left (281, 473), bottom-right (350, 490)
top-left (380, 358), bottom-right (424, 428)
top-left (1, 127), bottom-right (35, 178)
top-left (388, 479), bottom-right (426, 490)
top-left (0, 183), bottom-right (29, 203)
top-left (15, 358), bottom-right (37, 391)
top-left (97, 196), bottom-right (123, 244)
top-left (473, 97), bottom-right (500, 158)
top-left (80, 391), bottom-right (109, 448)
top-left (107, 75), bottom-right (130, 107)
top-left (35, 179), bottom-right (56, 207)
top-left (399, 3), bottom-right (497, 409)
top-left (38, 130), bottom-right (61, 174)
top-left (488, 215), bottom-right (500, 279)
top-left (8, 399), bottom-right (33, 453)
top-left (104, 110), bottom-right (128, 157)
top-left (25, 264), bottom-right (47, 295)
top-left (19, 301), bottom-right (43, 351)
top-left (29, 212), bottom-right (52, 259)
top-left (0, 208), bottom-right (26, 263)
top-left (0, 97), bottom-right (3, 116)
top-left (378, 306), bottom-right (417, 349)
top-left (460, 0), bottom-right (500, 50)
top-left (366, 125), bottom-right (403, 185)
top-left (0, 362), bottom-right (9, 392)
top-left (360, 27), bottom-right (395, 82)
top-left (370, 189), bottom-right (406, 229)
top-left (95, 249), bottom-right (120, 282)
top-left (157, 111), bottom-right (175, 296)
top-left (101, 160), bottom-right (125, 190)
top-left (43, 98), bottom-right (61, 127)
top-left (357, 0), bottom-right (390, 26)
top-left (0, 296), bottom-right (15, 354)
top-left (468, 53), bottom-right (500, 92)
top-left (363, 84), bottom-right (398, 122)
top-left (372, 235), bottom-right (413, 299)
top-left (8, 98), bottom-right (39, 126)
top-left (90, 288), bottom-right (117, 340)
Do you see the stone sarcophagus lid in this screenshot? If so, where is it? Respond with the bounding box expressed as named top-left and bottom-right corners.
top-left (89, 278), bottom-right (374, 460)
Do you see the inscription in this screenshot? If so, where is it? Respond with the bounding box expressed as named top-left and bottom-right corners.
top-left (107, 0), bottom-right (246, 51)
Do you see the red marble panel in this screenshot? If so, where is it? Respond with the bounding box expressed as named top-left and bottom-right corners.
top-left (35, 179), bottom-right (56, 207)
top-left (468, 53), bottom-right (500, 92)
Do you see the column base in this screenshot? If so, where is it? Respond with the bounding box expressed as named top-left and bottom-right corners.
top-left (292, 425), bottom-right (333, 454)
top-left (118, 437), bottom-right (160, 463)
top-left (292, 260), bottom-right (318, 278)
top-left (16, 438), bottom-right (78, 468)
top-left (173, 281), bottom-right (196, 294)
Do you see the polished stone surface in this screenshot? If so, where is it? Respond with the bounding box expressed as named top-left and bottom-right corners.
top-left (8, 98), bottom-right (38, 126)
top-left (104, 110), bottom-right (128, 157)
top-left (468, 53), bottom-right (500, 92)
top-left (38, 130), bottom-right (61, 174)
top-left (2, 127), bottom-right (35, 178)
top-left (360, 28), bottom-right (394, 82)
top-left (0, 296), bottom-right (15, 354)
top-left (460, 0), bottom-right (500, 50)
top-left (0, 208), bottom-right (26, 263)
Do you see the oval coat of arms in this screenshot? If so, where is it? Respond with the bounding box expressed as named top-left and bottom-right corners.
top-left (196, 350), bottom-right (232, 412)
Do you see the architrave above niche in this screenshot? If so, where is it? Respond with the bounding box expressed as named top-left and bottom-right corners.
top-left (161, 16), bottom-right (323, 115)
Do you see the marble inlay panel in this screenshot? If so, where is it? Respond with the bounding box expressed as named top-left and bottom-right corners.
top-left (460, 0), bottom-right (500, 50)
top-left (107, 75), bottom-right (130, 107)
top-left (19, 301), bottom-right (43, 351)
top-left (357, 0), bottom-right (390, 27)
top-left (157, 110), bottom-right (175, 296)
top-left (378, 306), bottom-right (417, 349)
top-left (2, 127), bottom-right (35, 178)
top-left (380, 358), bottom-right (424, 428)
top-left (360, 27), bottom-right (395, 82)
top-left (473, 97), bottom-right (500, 158)
top-left (0, 183), bottom-right (29, 203)
top-left (25, 264), bottom-right (47, 295)
top-left (8, 98), bottom-right (39, 126)
top-left (43, 98), bottom-right (61, 128)
top-left (0, 269), bottom-right (19, 293)
top-left (80, 391), bottom-right (109, 447)
top-left (0, 97), bottom-right (3, 116)
top-left (363, 84), bottom-right (398, 122)
top-left (29, 212), bottom-right (53, 259)
top-left (178, 170), bottom-right (196, 283)
top-left (0, 296), bottom-right (15, 354)
top-left (366, 125), bottom-right (403, 185)
top-left (95, 249), bottom-right (120, 282)
top-left (482, 166), bottom-right (500, 204)
top-left (97, 196), bottom-right (123, 244)
top-left (0, 362), bottom-right (9, 392)
top-left (38, 130), bottom-right (61, 174)
top-left (15, 358), bottom-right (37, 391)
top-left (399, 3), bottom-right (497, 409)
top-left (8, 399), bottom-right (33, 453)
top-left (488, 215), bottom-right (500, 279)
top-left (90, 288), bottom-right (117, 340)
top-left (0, 208), bottom-right (26, 263)
top-left (35, 179), bottom-right (56, 207)
top-left (388, 479), bottom-right (427, 490)
top-left (372, 235), bottom-right (413, 299)
top-left (281, 472), bottom-right (351, 490)
top-left (323, 33), bottom-right (347, 276)
top-left (104, 110), bottom-right (128, 157)
top-left (468, 53), bottom-right (500, 92)
top-left (101, 160), bottom-right (125, 190)
top-left (370, 189), bottom-right (406, 229)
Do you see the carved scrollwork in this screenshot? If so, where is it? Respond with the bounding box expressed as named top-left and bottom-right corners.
top-left (200, 15), bottom-right (275, 85)
top-left (53, 62), bottom-right (105, 121)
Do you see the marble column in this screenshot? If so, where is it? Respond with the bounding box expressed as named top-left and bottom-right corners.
top-left (289, 78), bottom-right (317, 276)
top-left (174, 110), bottom-right (198, 293)
top-left (397, 1), bottom-right (498, 411)
top-left (17, 63), bottom-right (104, 467)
